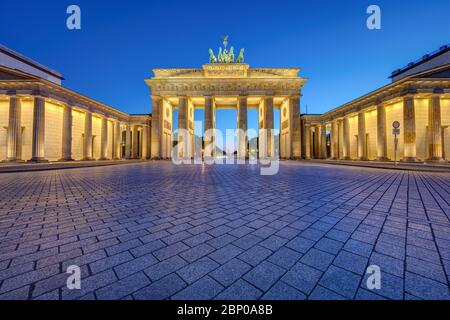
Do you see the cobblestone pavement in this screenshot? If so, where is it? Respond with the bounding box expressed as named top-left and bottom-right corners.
top-left (1, 161), bottom-right (450, 300)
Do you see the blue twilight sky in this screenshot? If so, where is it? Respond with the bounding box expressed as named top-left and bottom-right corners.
top-left (1, 0), bottom-right (449, 150)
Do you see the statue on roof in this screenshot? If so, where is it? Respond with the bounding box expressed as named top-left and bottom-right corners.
top-left (208, 36), bottom-right (244, 64)
top-left (237, 48), bottom-right (245, 63)
top-left (208, 48), bottom-right (217, 63)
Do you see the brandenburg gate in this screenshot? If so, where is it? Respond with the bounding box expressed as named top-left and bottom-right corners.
top-left (145, 38), bottom-right (308, 160)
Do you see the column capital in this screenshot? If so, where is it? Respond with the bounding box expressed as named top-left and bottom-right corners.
top-left (402, 93), bottom-right (416, 100)
top-left (433, 88), bottom-right (444, 95)
top-left (238, 96), bottom-right (248, 103)
top-left (33, 95), bottom-right (47, 101)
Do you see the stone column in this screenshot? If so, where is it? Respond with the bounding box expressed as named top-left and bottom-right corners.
top-left (204, 96), bottom-right (215, 158)
top-left (178, 96), bottom-right (187, 158)
top-left (237, 96), bottom-right (248, 160)
top-left (6, 96), bottom-right (22, 162)
top-left (313, 126), bottom-right (320, 159)
top-left (132, 125), bottom-right (138, 159)
top-left (99, 116), bottom-right (109, 160)
top-left (403, 95), bottom-right (417, 162)
top-left (290, 96), bottom-right (301, 159)
top-left (427, 93), bottom-right (443, 161)
top-left (376, 104), bottom-right (388, 161)
top-left (320, 124), bottom-right (327, 159)
top-left (83, 111), bottom-right (93, 160)
top-left (337, 119), bottom-right (343, 159)
top-left (304, 125), bottom-right (311, 160)
top-left (358, 111), bottom-right (367, 160)
top-left (330, 121), bottom-right (338, 160)
top-left (342, 116), bottom-right (351, 160)
top-left (113, 121), bottom-right (121, 160)
top-left (60, 104), bottom-right (73, 161)
top-left (125, 124), bottom-right (132, 159)
top-left (150, 96), bottom-right (162, 159)
top-left (142, 125), bottom-right (149, 160)
top-left (30, 96), bottom-right (47, 162)
top-left (264, 97), bottom-right (274, 158)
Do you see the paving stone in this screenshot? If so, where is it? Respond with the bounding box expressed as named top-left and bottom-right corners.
top-left (309, 286), bottom-right (347, 300)
top-left (361, 271), bottom-right (403, 300)
top-left (0, 286), bottom-right (30, 300)
top-left (133, 274), bottom-right (186, 300)
top-left (281, 262), bottom-right (322, 294)
top-left (267, 247), bottom-right (302, 269)
top-left (208, 244), bottom-right (243, 264)
top-left (355, 289), bottom-right (386, 300)
top-left (96, 272), bottom-right (150, 300)
top-left (62, 269), bottom-right (118, 300)
top-left (319, 266), bottom-right (361, 299)
top-left (286, 237), bottom-right (315, 254)
top-left (180, 243), bottom-right (215, 263)
top-left (261, 281), bottom-right (306, 300)
top-left (343, 239), bottom-right (373, 257)
top-left (130, 240), bottom-right (166, 258)
top-left (259, 235), bottom-right (289, 251)
top-left (232, 234), bottom-right (262, 250)
top-left (405, 272), bottom-right (450, 300)
top-left (210, 258), bottom-right (252, 286)
top-left (238, 245), bottom-right (272, 267)
top-left (214, 280), bottom-right (262, 300)
top-left (114, 253), bottom-right (158, 279)
top-left (314, 237), bottom-right (343, 255)
top-left (153, 242), bottom-right (189, 261)
top-left (207, 234), bottom-right (237, 249)
top-left (144, 255), bottom-right (187, 281)
top-left (105, 239), bottom-right (142, 256)
top-left (370, 252), bottom-right (404, 278)
top-left (333, 250), bottom-right (368, 275)
top-left (172, 276), bottom-right (224, 300)
top-left (300, 248), bottom-right (335, 272)
top-left (176, 257), bottom-right (219, 284)
top-left (243, 261), bottom-right (285, 291)
top-left (89, 251), bottom-right (134, 274)
top-left (0, 264), bottom-right (60, 294)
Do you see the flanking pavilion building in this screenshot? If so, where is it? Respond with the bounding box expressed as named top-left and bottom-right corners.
top-left (0, 44), bottom-right (150, 162)
top-left (302, 45), bottom-right (450, 162)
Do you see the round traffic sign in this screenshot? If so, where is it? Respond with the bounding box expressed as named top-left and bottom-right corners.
top-left (392, 121), bottom-right (400, 129)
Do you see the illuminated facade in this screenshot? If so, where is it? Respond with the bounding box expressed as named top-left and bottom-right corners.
top-left (0, 45), bottom-right (150, 162)
top-left (301, 45), bottom-right (450, 162)
top-left (145, 64), bottom-right (307, 160)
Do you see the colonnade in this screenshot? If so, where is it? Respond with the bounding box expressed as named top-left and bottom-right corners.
top-left (150, 95), bottom-right (301, 160)
top-left (303, 91), bottom-right (447, 162)
top-left (2, 95), bottom-right (149, 162)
